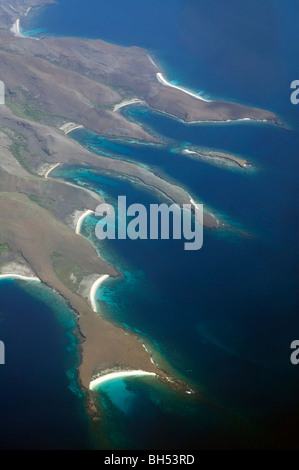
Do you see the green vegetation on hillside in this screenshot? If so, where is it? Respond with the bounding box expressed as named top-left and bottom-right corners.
top-left (51, 252), bottom-right (90, 293)
top-left (0, 242), bottom-right (12, 255)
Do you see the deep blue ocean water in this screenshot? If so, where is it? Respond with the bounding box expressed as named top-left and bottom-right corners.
top-left (0, 280), bottom-right (89, 449)
top-left (4, 0), bottom-right (297, 449)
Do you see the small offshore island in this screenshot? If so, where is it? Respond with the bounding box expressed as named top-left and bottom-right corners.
top-left (0, 0), bottom-right (281, 413)
top-left (178, 146), bottom-right (250, 169)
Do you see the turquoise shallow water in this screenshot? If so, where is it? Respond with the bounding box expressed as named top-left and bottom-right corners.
top-left (51, 159), bottom-right (299, 449)
top-left (10, 0), bottom-right (299, 449)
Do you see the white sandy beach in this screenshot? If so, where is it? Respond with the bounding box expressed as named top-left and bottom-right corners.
top-left (113, 99), bottom-right (145, 112)
top-left (156, 72), bottom-right (211, 103)
top-left (44, 163), bottom-right (61, 179)
top-left (59, 122), bottom-right (84, 135)
top-left (190, 197), bottom-right (219, 227)
top-left (75, 209), bottom-right (94, 235)
top-left (187, 117), bottom-right (268, 124)
top-left (10, 19), bottom-right (24, 38)
top-left (190, 197), bottom-right (202, 211)
top-left (90, 274), bottom-right (110, 312)
top-left (0, 262), bottom-right (40, 281)
top-left (0, 273), bottom-right (40, 282)
top-left (142, 344), bottom-right (155, 365)
top-left (89, 370), bottom-right (156, 390)
top-left (147, 54), bottom-right (159, 69)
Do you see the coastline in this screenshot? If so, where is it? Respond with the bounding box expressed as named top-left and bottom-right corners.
top-left (0, 1), bottom-right (222, 401)
top-left (183, 148), bottom-right (249, 169)
top-left (187, 117), bottom-right (270, 125)
top-left (89, 370), bottom-right (156, 390)
top-left (0, 0), bottom-right (231, 427)
top-left (0, 0), bottom-right (297, 451)
top-left (113, 99), bottom-right (145, 112)
top-left (0, 0), bottom-right (276, 415)
top-left (89, 274), bottom-right (110, 312)
top-left (60, 122), bottom-right (84, 135)
top-left (0, 262), bottom-right (41, 282)
top-left (10, 19), bottom-right (25, 38)
top-left (75, 209), bottom-right (94, 235)
top-left (146, 102), bottom-right (276, 126)
top-left (156, 72), bottom-right (211, 103)
top-left (44, 163), bottom-right (61, 179)
top-left (0, 273), bottom-right (40, 282)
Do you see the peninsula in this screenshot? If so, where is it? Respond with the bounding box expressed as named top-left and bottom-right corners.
top-left (180, 146), bottom-right (250, 169)
top-left (0, 0), bottom-right (281, 411)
